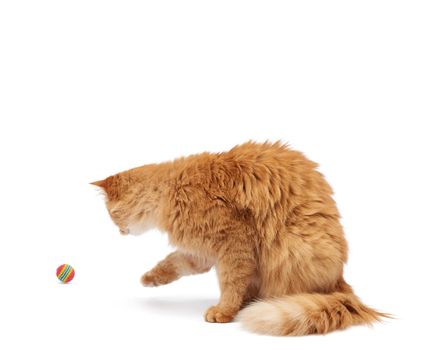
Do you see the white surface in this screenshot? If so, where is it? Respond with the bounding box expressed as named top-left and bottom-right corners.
top-left (1, 1), bottom-right (437, 349)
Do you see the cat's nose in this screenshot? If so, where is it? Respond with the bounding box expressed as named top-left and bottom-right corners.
top-left (120, 228), bottom-right (129, 235)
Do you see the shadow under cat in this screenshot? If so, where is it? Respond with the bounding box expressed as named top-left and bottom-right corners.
top-left (129, 296), bottom-right (218, 319)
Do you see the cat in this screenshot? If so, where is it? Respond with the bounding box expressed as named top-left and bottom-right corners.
top-left (92, 141), bottom-right (387, 335)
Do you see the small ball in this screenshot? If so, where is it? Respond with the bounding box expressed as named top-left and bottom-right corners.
top-left (56, 264), bottom-right (75, 283)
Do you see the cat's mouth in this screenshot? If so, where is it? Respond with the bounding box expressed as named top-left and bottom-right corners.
top-left (119, 228), bottom-right (130, 235)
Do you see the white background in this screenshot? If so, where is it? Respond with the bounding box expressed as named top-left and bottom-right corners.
top-left (1, 1), bottom-right (437, 349)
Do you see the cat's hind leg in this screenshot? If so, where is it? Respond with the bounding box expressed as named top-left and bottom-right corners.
top-left (141, 251), bottom-right (213, 287)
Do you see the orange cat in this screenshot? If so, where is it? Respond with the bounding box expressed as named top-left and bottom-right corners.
top-left (92, 141), bottom-right (386, 335)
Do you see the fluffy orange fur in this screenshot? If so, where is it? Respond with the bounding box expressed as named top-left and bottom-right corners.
top-left (92, 141), bottom-right (387, 335)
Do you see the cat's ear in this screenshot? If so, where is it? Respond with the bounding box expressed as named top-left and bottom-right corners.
top-left (90, 175), bottom-right (124, 201)
top-left (90, 179), bottom-right (106, 187)
top-left (90, 179), bottom-right (109, 199)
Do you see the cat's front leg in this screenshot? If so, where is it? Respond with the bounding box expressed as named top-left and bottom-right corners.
top-left (204, 245), bottom-right (255, 323)
top-left (141, 251), bottom-right (213, 287)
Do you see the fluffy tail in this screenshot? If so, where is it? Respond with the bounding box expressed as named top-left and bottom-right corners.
top-left (237, 292), bottom-right (388, 336)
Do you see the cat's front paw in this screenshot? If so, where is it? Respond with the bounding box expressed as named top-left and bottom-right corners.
top-left (140, 272), bottom-right (160, 287)
top-left (204, 305), bottom-right (237, 323)
top-left (140, 268), bottom-right (178, 287)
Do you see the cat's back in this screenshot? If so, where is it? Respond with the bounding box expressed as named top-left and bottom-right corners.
top-left (172, 141), bottom-right (333, 210)
top-left (212, 141), bottom-right (334, 214)
top-left (222, 141), bottom-right (324, 191)
top-left (225, 141), bottom-right (316, 172)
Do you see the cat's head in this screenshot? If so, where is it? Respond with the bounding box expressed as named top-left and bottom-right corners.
top-left (91, 170), bottom-right (161, 236)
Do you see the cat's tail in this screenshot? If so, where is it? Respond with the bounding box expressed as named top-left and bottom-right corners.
top-left (237, 291), bottom-right (389, 336)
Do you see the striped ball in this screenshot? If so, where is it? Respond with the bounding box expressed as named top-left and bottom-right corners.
top-left (56, 264), bottom-right (75, 283)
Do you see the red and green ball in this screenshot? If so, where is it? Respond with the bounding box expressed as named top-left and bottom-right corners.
top-left (56, 264), bottom-right (75, 283)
